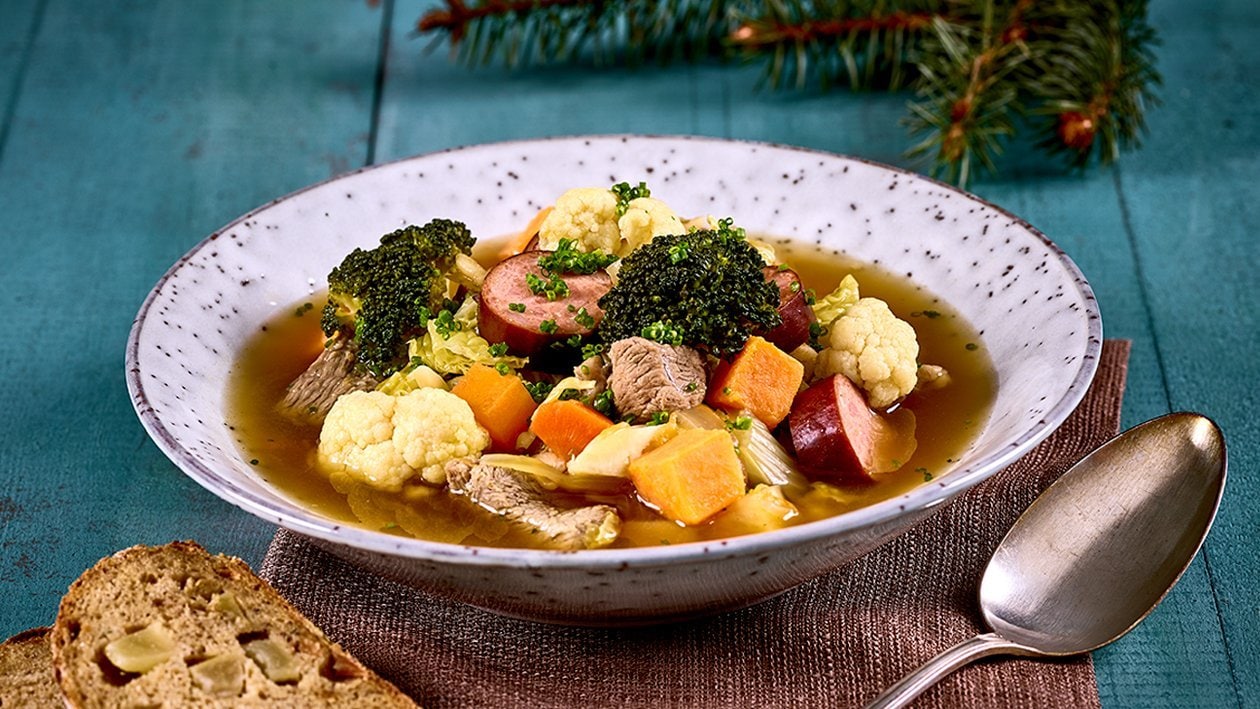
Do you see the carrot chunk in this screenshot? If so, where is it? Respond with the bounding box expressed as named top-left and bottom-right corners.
top-left (497, 206), bottom-right (553, 261)
top-left (706, 335), bottom-right (805, 428)
top-left (628, 428), bottom-right (746, 526)
top-left (451, 364), bottom-right (538, 451)
top-left (529, 399), bottom-right (615, 459)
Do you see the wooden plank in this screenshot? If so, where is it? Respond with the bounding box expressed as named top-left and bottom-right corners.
top-left (981, 179), bottom-right (1235, 708)
top-left (0, 0), bottom-right (381, 638)
top-left (377, 2), bottom-right (706, 158)
top-left (1111, 0), bottom-right (1260, 705)
top-left (0, 0), bottom-right (43, 155)
top-left (716, 54), bottom-right (1237, 705)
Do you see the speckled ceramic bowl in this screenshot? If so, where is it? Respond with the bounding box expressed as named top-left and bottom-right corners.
top-left (126, 136), bottom-right (1100, 625)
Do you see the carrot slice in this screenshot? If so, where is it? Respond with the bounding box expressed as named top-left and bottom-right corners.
top-left (628, 428), bottom-right (745, 525)
top-left (529, 399), bottom-right (614, 459)
top-left (706, 335), bottom-right (805, 428)
top-left (497, 205), bottom-right (553, 261)
top-left (451, 364), bottom-right (538, 451)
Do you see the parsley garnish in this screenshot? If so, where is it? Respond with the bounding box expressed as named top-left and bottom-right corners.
top-left (592, 389), bottom-right (615, 417)
top-left (537, 238), bottom-right (617, 274)
top-left (433, 309), bottom-right (461, 339)
top-left (526, 271), bottom-right (569, 301)
top-left (524, 380), bottom-right (554, 403)
top-left (641, 320), bottom-right (684, 346)
top-left (808, 321), bottom-right (827, 348)
top-left (610, 181), bottom-right (651, 217)
top-left (715, 216), bottom-right (746, 240)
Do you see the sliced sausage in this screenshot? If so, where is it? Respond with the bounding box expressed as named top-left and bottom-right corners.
top-left (789, 374), bottom-right (917, 483)
top-left (761, 266), bottom-right (816, 352)
top-left (479, 251), bottom-right (612, 356)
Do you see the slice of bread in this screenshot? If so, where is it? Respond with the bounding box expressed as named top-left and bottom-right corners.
top-left (0, 626), bottom-right (59, 707)
top-left (50, 541), bottom-right (418, 708)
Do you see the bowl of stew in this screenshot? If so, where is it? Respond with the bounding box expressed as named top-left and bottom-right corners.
top-left (126, 136), bottom-right (1100, 625)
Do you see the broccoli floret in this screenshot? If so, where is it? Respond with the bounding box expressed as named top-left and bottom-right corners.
top-left (596, 224), bottom-right (781, 357)
top-left (320, 219), bottom-right (475, 377)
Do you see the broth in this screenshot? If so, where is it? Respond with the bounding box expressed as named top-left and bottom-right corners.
top-left (226, 240), bottom-right (996, 549)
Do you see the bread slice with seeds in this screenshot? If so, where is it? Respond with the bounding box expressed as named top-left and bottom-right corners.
top-left (0, 626), bottom-right (59, 707)
top-left (50, 541), bottom-right (417, 708)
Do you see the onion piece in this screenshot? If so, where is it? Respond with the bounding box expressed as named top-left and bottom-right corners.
top-left (479, 453), bottom-right (631, 495)
top-left (732, 413), bottom-right (809, 491)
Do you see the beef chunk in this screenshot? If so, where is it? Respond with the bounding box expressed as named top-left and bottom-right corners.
top-left (277, 339), bottom-right (378, 426)
top-left (445, 460), bottom-right (621, 550)
top-left (607, 337), bottom-right (707, 422)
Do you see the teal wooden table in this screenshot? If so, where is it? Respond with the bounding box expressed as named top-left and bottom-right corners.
top-left (1, 1), bottom-right (1255, 706)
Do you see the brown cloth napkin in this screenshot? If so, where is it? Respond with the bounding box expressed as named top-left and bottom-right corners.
top-left (261, 340), bottom-right (1130, 709)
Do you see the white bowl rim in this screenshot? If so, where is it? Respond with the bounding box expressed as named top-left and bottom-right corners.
top-left (126, 134), bottom-right (1102, 569)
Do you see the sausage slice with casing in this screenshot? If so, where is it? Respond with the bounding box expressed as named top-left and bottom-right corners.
top-left (478, 251), bottom-right (612, 356)
top-left (761, 266), bottom-right (816, 352)
top-left (789, 374), bottom-right (917, 483)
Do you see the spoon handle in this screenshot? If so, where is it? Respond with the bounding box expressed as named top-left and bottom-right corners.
top-left (864, 632), bottom-right (1033, 709)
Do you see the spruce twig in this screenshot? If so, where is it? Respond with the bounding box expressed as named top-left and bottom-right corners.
top-left (904, 0), bottom-right (1031, 185)
top-left (413, 0), bottom-right (1161, 184)
top-left (728, 1), bottom-right (947, 90)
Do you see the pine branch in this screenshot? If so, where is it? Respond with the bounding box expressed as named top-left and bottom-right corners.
top-left (728, 1), bottom-right (948, 90)
top-left (417, 0), bottom-right (733, 67)
top-left (1027, 0), bottom-right (1161, 167)
top-left (413, 0), bottom-right (1161, 184)
top-left (903, 1), bottom-right (1032, 185)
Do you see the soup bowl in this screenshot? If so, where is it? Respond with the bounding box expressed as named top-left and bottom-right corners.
top-left (126, 136), bottom-right (1100, 625)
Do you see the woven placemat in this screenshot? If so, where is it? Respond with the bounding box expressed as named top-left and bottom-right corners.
top-left (261, 340), bottom-right (1130, 708)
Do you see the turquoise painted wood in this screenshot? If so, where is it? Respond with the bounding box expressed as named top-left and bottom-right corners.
top-left (0, 0), bottom-right (381, 628)
top-left (0, 1), bottom-right (1254, 707)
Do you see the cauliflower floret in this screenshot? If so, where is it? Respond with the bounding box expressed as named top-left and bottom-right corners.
top-left (537, 188), bottom-right (621, 254)
top-left (815, 297), bottom-right (919, 409)
top-left (617, 197), bottom-right (685, 253)
top-left (538, 188), bottom-right (685, 258)
top-left (318, 388), bottom-right (490, 490)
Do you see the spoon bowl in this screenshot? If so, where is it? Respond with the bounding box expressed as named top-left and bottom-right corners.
top-left (868, 412), bottom-right (1227, 708)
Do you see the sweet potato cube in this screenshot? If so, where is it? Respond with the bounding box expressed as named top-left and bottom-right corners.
top-left (451, 364), bottom-right (538, 451)
top-left (628, 428), bottom-right (746, 525)
top-left (706, 336), bottom-right (805, 428)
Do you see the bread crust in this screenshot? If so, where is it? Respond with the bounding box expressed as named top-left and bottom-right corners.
top-left (0, 626), bottom-right (59, 707)
top-left (50, 541), bottom-right (417, 708)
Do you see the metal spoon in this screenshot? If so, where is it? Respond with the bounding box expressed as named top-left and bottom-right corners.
top-left (866, 412), bottom-right (1227, 709)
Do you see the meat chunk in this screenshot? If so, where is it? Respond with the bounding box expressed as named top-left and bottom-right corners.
top-left (445, 459), bottom-right (621, 550)
top-left (277, 339), bottom-right (379, 426)
top-left (574, 354), bottom-right (611, 396)
top-left (607, 337), bottom-right (707, 422)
